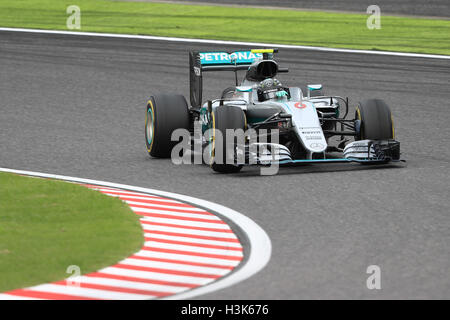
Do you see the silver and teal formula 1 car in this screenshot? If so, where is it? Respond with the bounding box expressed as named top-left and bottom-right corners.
top-left (146, 48), bottom-right (401, 173)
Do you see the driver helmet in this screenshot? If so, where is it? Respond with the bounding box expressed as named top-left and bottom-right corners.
top-left (258, 78), bottom-right (282, 90)
top-left (257, 78), bottom-right (287, 101)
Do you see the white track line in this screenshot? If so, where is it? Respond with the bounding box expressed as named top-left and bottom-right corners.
top-left (140, 216), bottom-right (230, 229)
top-left (28, 283), bottom-right (151, 300)
top-left (0, 168), bottom-right (271, 299)
top-left (143, 241), bottom-right (243, 257)
top-left (99, 267), bottom-right (214, 286)
top-left (125, 200), bottom-right (207, 212)
top-left (69, 276), bottom-right (189, 294)
top-left (146, 233), bottom-right (243, 247)
top-left (103, 191), bottom-right (187, 203)
top-left (134, 250), bottom-right (240, 267)
top-left (0, 294), bottom-right (40, 300)
top-left (0, 27), bottom-right (449, 60)
top-left (142, 224), bottom-right (239, 239)
top-left (121, 258), bottom-right (230, 276)
top-left (130, 207), bottom-right (218, 220)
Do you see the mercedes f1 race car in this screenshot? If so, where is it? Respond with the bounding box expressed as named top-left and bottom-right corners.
top-left (146, 48), bottom-right (401, 173)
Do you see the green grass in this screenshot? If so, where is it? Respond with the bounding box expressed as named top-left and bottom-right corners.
top-left (0, 0), bottom-right (449, 55)
top-left (0, 172), bottom-right (143, 292)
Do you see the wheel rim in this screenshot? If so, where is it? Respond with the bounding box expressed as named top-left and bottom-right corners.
top-left (355, 107), bottom-right (363, 140)
top-left (146, 106), bottom-right (154, 147)
top-left (209, 111), bottom-right (215, 166)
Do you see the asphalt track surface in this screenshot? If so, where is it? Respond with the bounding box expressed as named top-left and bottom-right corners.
top-left (150, 0), bottom-right (450, 18)
top-left (0, 31), bottom-right (449, 299)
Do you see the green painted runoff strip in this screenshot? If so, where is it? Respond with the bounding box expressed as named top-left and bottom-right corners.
top-left (0, 172), bottom-right (143, 292)
top-left (0, 0), bottom-right (449, 55)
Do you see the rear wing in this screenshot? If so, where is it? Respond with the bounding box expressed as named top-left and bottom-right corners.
top-left (189, 49), bottom-right (277, 108)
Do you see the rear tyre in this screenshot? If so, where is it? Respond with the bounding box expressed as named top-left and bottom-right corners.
top-left (210, 106), bottom-right (245, 173)
top-left (355, 99), bottom-right (394, 140)
top-left (303, 86), bottom-right (325, 97)
top-left (146, 94), bottom-right (190, 158)
top-left (310, 88), bottom-right (324, 97)
top-left (221, 87), bottom-right (236, 99)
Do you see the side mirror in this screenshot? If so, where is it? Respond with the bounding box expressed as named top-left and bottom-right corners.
top-left (307, 84), bottom-right (323, 98)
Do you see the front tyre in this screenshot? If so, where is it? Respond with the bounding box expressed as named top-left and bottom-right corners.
top-left (146, 94), bottom-right (190, 158)
top-left (355, 98), bottom-right (394, 141)
top-left (354, 99), bottom-right (397, 164)
top-left (210, 106), bottom-right (246, 173)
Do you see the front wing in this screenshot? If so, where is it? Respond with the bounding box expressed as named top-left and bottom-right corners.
top-left (240, 139), bottom-right (401, 166)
